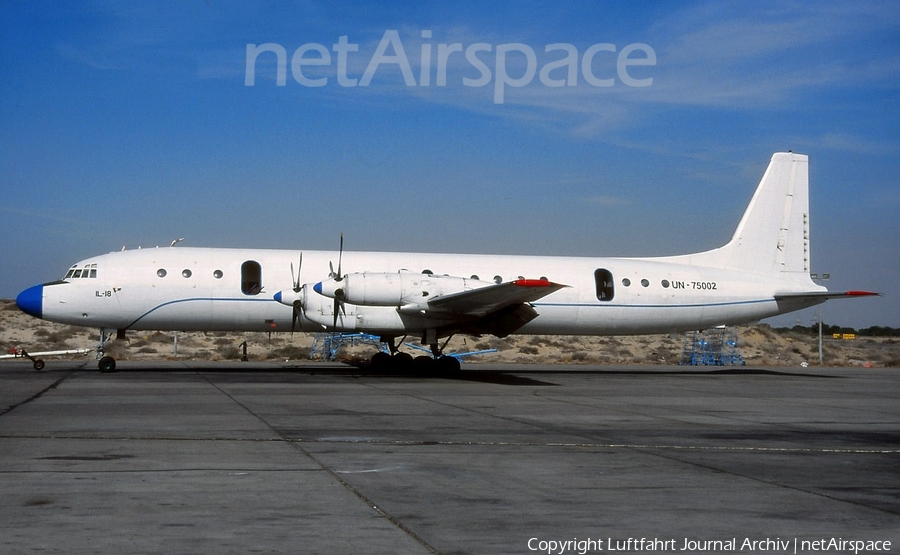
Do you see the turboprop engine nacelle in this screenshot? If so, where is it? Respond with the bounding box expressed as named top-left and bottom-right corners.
top-left (313, 271), bottom-right (494, 309)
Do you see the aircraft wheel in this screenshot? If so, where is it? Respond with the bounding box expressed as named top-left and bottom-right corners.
top-left (33, 359), bottom-right (45, 371)
top-left (98, 356), bottom-right (117, 373)
top-left (436, 355), bottom-right (461, 377)
top-left (370, 351), bottom-right (391, 371)
top-left (413, 355), bottom-right (435, 374)
top-left (392, 352), bottom-right (413, 372)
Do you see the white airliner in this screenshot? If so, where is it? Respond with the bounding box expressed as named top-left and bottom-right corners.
top-left (16, 153), bottom-right (876, 373)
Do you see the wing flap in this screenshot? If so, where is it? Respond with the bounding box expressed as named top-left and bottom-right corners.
top-left (427, 279), bottom-right (567, 317)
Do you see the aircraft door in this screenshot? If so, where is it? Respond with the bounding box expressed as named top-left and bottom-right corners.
top-left (241, 260), bottom-right (263, 295)
top-left (594, 268), bottom-right (614, 301)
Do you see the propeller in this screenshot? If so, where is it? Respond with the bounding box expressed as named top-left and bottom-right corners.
top-left (290, 252), bottom-right (303, 334)
top-left (331, 234), bottom-right (345, 329)
top-left (305, 234), bottom-right (348, 330)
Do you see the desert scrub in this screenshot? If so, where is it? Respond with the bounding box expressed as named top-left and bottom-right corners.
top-left (270, 345), bottom-right (309, 360)
top-left (570, 351), bottom-right (590, 362)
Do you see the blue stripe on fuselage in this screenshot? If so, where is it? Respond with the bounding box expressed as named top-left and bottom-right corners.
top-left (125, 297), bottom-right (276, 328)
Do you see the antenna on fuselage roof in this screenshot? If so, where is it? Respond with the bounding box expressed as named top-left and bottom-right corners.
top-left (170, 237), bottom-right (185, 247)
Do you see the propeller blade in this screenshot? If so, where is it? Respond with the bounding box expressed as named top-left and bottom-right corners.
top-left (329, 234), bottom-right (346, 329)
top-left (331, 297), bottom-right (346, 329)
top-left (336, 233), bottom-right (343, 281)
top-left (292, 252), bottom-right (303, 292)
top-left (288, 251), bottom-right (305, 334)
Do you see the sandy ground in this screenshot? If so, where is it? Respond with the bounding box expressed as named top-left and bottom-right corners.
top-left (1, 300), bottom-right (897, 367)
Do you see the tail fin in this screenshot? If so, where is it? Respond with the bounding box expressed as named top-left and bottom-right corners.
top-left (672, 152), bottom-right (880, 305)
top-left (680, 152), bottom-right (812, 279)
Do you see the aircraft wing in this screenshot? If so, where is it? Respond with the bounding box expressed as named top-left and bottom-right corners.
top-left (427, 279), bottom-right (567, 317)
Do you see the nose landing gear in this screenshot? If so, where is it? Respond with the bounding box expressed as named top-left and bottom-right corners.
top-left (98, 355), bottom-right (116, 373)
top-left (97, 329), bottom-right (117, 373)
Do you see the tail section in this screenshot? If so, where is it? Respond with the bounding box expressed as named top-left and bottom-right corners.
top-left (724, 152), bottom-right (810, 275)
top-left (678, 152), bottom-right (813, 280)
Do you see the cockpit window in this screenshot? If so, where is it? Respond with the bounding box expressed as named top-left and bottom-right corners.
top-left (65, 263), bottom-right (98, 280)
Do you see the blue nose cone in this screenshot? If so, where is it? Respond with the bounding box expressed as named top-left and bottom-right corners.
top-left (16, 284), bottom-right (44, 319)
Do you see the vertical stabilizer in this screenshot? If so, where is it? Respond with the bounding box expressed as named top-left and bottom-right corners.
top-left (679, 153), bottom-right (811, 278)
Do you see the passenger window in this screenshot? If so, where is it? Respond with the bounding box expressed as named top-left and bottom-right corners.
top-left (241, 261), bottom-right (263, 295)
top-left (594, 268), bottom-right (614, 301)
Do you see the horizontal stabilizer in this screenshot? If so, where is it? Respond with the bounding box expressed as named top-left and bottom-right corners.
top-left (774, 290), bottom-right (880, 301)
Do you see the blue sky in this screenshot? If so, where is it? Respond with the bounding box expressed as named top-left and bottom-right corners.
top-left (2, 1), bottom-right (898, 328)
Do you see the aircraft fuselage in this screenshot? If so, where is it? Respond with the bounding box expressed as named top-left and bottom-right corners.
top-left (20, 246), bottom-right (819, 337)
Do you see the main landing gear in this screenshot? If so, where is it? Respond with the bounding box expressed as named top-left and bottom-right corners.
top-left (369, 336), bottom-right (462, 376)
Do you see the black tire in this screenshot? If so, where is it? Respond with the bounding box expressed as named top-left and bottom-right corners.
top-left (413, 355), bottom-right (435, 374)
top-left (98, 356), bottom-right (117, 373)
top-left (33, 359), bottom-right (45, 371)
top-left (392, 352), bottom-right (414, 372)
top-left (370, 351), bottom-right (392, 370)
top-left (437, 355), bottom-right (461, 376)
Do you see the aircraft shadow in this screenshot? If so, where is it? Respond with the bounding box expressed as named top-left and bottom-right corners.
top-left (37, 361), bottom-right (837, 386)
